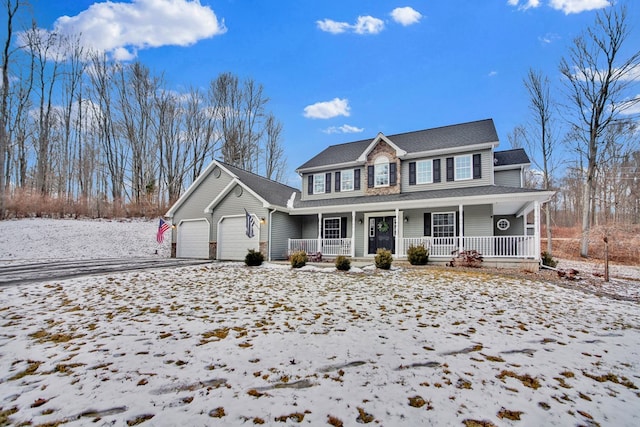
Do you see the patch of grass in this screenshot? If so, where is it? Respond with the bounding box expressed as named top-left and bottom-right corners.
top-left (481, 353), bottom-right (505, 363)
top-left (497, 370), bottom-right (541, 389)
top-left (327, 415), bottom-right (343, 426)
top-left (9, 360), bottom-right (42, 381)
top-left (0, 406), bottom-right (19, 425)
top-left (247, 389), bottom-right (267, 398)
top-left (209, 407), bottom-right (225, 418)
top-left (462, 420), bottom-right (498, 427)
top-left (497, 407), bottom-right (524, 421)
top-left (275, 411), bottom-right (309, 423)
top-left (126, 414), bottom-right (154, 426)
top-left (583, 372), bottom-right (638, 389)
top-left (29, 330), bottom-right (83, 344)
top-left (356, 407), bottom-right (374, 423)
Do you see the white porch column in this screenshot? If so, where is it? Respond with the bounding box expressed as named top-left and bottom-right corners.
top-left (351, 211), bottom-right (356, 257)
top-left (317, 213), bottom-right (322, 254)
top-left (458, 204), bottom-right (464, 254)
top-left (534, 201), bottom-right (540, 260)
top-left (395, 208), bottom-right (400, 256)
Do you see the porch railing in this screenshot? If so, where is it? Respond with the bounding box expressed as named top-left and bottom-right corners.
top-left (287, 236), bottom-right (537, 259)
top-left (400, 236), bottom-right (536, 258)
top-left (288, 238), bottom-right (352, 257)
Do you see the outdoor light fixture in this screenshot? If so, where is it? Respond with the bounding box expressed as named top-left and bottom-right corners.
top-left (260, 217), bottom-right (266, 224)
top-left (404, 217), bottom-right (409, 223)
top-left (358, 219), bottom-right (363, 224)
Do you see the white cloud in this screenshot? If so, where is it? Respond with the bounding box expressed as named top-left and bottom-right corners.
top-left (317, 15), bottom-right (384, 35)
top-left (316, 19), bottom-right (351, 34)
top-left (507, 0), bottom-right (541, 10)
top-left (303, 98), bottom-right (351, 119)
top-left (538, 32), bottom-right (560, 44)
top-left (390, 7), bottom-right (422, 26)
top-left (620, 96), bottom-right (640, 115)
top-left (488, 70), bottom-right (498, 77)
top-left (51, 0), bottom-right (226, 59)
top-left (353, 16), bottom-right (385, 35)
top-left (549, 0), bottom-right (610, 14)
top-left (323, 124), bottom-right (364, 134)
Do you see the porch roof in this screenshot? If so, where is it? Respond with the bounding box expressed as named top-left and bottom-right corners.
top-left (291, 185), bottom-right (554, 214)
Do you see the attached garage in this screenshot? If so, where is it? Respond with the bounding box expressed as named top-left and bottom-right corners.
top-left (218, 215), bottom-right (259, 260)
top-left (177, 219), bottom-right (209, 258)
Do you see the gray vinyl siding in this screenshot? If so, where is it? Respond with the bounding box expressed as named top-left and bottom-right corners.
top-left (211, 185), bottom-right (267, 241)
top-left (301, 167), bottom-right (365, 201)
top-left (401, 209), bottom-right (425, 237)
top-left (270, 211), bottom-right (301, 260)
top-left (494, 169), bottom-right (522, 187)
top-left (401, 149), bottom-right (493, 192)
top-left (171, 166), bottom-right (233, 241)
top-left (301, 216), bottom-right (318, 239)
top-left (354, 213), bottom-right (365, 257)
top-left (463, 205), bottom-right (492, 236)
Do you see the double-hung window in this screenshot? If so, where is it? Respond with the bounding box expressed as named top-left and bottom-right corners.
top-left (341, 170), bottom-right (354, 191)
top-left (416, 160), bottom-right (433, 184)
top-left (432, 212), bottom-right (456, 237)
top-left (313, 174), bottom-right (325, 194)
top-left (374, 157), bottom-right (389, 187)
top-left (454, 155), bottom-right (472, 181)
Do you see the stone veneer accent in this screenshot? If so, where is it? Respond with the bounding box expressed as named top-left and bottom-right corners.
top-left (260, 241), bottom-right (268, 258)
top-left (365, 140), bottom-right (401, 196)
top-left (209, 242), bottom-right (217, 260)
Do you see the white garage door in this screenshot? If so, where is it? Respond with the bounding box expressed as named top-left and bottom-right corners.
top-left (218, 216), bottom-right (259, 261)
top-left (177, 219), bottom-right (209, 258)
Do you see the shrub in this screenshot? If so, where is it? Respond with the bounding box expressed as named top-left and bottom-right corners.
top-left (244, 249), bottom-right (264, 266)
top-left (290, 250), bottom-right (307, 268)
top-left (448, 249), bottom-right (483, 268)
top-left (407, 245), bottom-right (429, 265)
top-left (374, 248), bottom-right (393, 270)
top-left (335, 255), bottom-right (351, 271)
top-left (541, 251), bottom-right (558, 268)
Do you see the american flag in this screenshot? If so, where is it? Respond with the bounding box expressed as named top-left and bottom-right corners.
top-left (157, 218), bottom-right (171, 243)
top-left (245, 209), bottom-right (255, 238)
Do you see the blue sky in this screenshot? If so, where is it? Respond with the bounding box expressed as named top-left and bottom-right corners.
top-left (26, 0), bottom-right (640, 184)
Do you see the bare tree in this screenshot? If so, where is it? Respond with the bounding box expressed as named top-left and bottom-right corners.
top-left (0, 0), bottom-right (23, 219)
top-left (263, 113), bottom-right (286, 181)
top-left (523, 68), bottom-right (557, 255)
top-left (559, 3), bottom-right (640, 257)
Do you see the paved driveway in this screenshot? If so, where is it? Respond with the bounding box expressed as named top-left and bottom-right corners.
top-left (0, 258), bottom-right (210, 286)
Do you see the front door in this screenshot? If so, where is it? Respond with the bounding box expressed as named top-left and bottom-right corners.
top-left (368, 216), bottom-right (395, 254)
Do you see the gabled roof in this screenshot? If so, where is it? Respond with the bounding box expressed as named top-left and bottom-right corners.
top-left (494, 148), bottom-right (530, 167)
top-left (218, 162), bottom-right (300, 208)
top-left (297, 119), bottom-right (499, 172)
top-left (165, 159), bottom-right (299, 217)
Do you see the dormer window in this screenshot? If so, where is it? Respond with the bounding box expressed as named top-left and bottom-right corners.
top-left (374, 157), bottom-right (389, 187)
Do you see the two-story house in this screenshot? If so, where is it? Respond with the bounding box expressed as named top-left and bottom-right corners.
top-left (165, 119), bottom-right (554, 269)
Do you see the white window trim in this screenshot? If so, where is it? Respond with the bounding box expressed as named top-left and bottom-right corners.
top-left (313, 173), bottom-right (325, 194)
top-left (374, 157), bottom-right (390, 188)
top-left (454, 155), bottom-right (472, 181)
top-left (432, 211), bottom-right (456, 238)
top-left (323, 217), bottom-right (342, 239)
top-left (341, 169), bottom-right (354, 192)
top-left (416, 159), bottom-right (433, 185)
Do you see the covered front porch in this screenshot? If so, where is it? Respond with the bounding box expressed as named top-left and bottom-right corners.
top-left (287, 198), bottom-right (544, 264)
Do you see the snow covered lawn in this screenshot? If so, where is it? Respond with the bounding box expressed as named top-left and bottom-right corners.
top-left (2, 262), bottom-right (639, 426)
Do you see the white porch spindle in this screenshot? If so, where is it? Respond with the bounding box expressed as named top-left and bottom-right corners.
top-left (317, 213), bottom-right (322, 255)
top-left (458, 204), bottom-right (464, 254)
top-left (351, 211), bottom-right (356, 257)
top-left (534, 201), bottom-right (540, 261)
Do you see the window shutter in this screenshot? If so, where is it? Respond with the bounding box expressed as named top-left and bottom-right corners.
top-left (455, 211), bottom-right (461, 236)
top-left (423, 212), bottom-right (431, 236)
top-left (409, 162), bottom-right (416, 185)
top-left (354, 169), bottom-right (361, 190)
top-left (433, 159), bottom-right (441, 183)
top-left (341, 217), bottom-right (347, 238)
top-left (335, 171), bottom-right (341, 192)
top-left (390, 162), bottom-right (397, 186)
top-left (473, 154), bottom-right (481, 179)
top-left (308, 175), bottom-right (313, 195)
top-left (325, 173), bottom-right (331, 193)
top-left (367, 165), bottom-right (374, 188)
top-left (446, 157), bottom-right (454, 182)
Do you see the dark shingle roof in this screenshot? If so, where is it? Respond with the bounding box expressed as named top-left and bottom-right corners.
top-left (220, 162), bottom-right (300, 208)
top-left (494, 148), bottom-right (530, 167)
top-left (293, 185), bottom-right (546, 209)
top-left (297, 119), bottom-right (499, 171)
